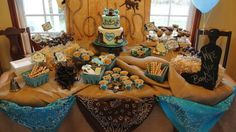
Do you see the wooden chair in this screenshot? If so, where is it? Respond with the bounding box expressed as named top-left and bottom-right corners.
top-left (195, 29), bottom-right (232, 68)
top-left (0, 62), bottom-right (3, 75)
top-left (0, 27), bottom-right (34, 61)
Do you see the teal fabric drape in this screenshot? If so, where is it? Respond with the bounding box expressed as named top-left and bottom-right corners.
top-left (157, 87), bottom-right (236, 132)
top-left (0, 96), bottom-right (76, 132)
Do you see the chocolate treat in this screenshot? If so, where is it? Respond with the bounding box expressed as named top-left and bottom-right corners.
top-left (55, 63), bottom-right (77, 90)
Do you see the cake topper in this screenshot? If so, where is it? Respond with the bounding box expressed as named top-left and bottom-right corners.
top-left (181, 29), bottom-right (222, 90)
top-left (103, 8), bottom-right (119, 16)
top-left (120, 0), bottom-right (141, 13)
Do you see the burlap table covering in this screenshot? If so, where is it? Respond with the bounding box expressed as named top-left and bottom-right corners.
top-left (0, 47), bottom-right (234, 106)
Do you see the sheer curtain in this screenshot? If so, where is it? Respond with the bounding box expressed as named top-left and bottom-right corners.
top-left (15, 0), bottom-right (32, 54)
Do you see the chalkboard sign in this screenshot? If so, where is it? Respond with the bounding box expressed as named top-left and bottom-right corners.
top-left (182, 29), bottom-right (222, 90)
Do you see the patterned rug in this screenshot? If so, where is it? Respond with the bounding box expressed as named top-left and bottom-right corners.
top-left (77, 96), bottom-right (155, 132)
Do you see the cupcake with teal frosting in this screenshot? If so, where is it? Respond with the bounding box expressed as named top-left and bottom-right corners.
top-left (123, 80), bottom-right (133, 90)
top-left (112, 73), bottom-right (120, 82)
top-left (120, 76), bottom-right (129, 82)
top-left (120, 71), bottom-right (128, 76)
top-left (130, 75), bottom-right (139, 81)
top-left (103, 75), bottom-right (112, 83)
top-left (134, 79), bottom-right (144, 89)
top-left (104, 70), bottom-right (113, 75)
top-left (112, 67), bottom-right (121, 74)
top-left (99, 80), bottom-right (109, 90)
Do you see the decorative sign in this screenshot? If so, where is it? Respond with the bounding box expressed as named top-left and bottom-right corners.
top-left (181, 29), bottom-right (223, 90)
top-left (182, 39), bottom-right (222, 90)
top-left (42, 22), bottom-right (52, 31)
top-left (120, 0), bottom-right (141, 13)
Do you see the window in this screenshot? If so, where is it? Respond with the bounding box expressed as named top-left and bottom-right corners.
top-left (150, 0), bottom-right (194, 30)
top-left (22, 0), bottom-right (66, 34)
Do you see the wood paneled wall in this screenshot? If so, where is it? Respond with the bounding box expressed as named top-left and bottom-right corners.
top-left (66, 0), bottom-right (151, 45)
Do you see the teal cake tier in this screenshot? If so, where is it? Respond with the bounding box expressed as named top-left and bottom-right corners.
top-left (102, 15), bottom-right (120, 29)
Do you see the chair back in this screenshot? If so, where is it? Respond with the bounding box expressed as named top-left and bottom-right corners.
top-left (195, 29), bottom-right (232, 68)
top-left (0, 27), bottom-right (33, 61)
top-left (0, 63), bottom-right (2, 75)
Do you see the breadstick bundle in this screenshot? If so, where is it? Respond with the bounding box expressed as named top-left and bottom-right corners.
top-left (147, 62), bottom-right (167, 76)
top-left (28, 65), bottom-right (50, 78)
top-left (22, 64), bottom-right (50, 87)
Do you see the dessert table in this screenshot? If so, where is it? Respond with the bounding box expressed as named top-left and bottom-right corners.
top-left (0, 43), bottom-right (236, 132)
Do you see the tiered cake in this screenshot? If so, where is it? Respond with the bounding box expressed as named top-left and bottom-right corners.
top-left (94, 8), bottom-right (127, 47)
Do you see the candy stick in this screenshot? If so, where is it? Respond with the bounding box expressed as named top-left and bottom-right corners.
top-left (29, 66), bottom-right (43, 78)
top-left (154, 63), bottom-right (159, 75)
top-left (30, 68), bottom-right (49, 78)
top-left (152, 62), bottom-right (156, 75)
top-left (147, 64), bottom-right (150, 73)
top-left (150, 63), bottom-right (153, 74)
top-left (153, 63), bottom-right (156, 74)
top-left (31, 65), bottom-right (38, 74)
top-left (160, 66), bottom-right (167, 76)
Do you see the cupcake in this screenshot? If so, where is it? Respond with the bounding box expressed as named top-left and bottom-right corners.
top-left (120, 71), bottom-right (128, 76)
top-left (99, 80), bottom-right (109, 90)
top-left (105, 70), bottom-right (113, 75)
top-left (120, 76), bottom-right (129, 81)
top-left (130, 75), bottom-right (139, 81)
top-left (81, 53), bottom-right (90, 61)
top-left (73, 51), bottom-right (81, 58)
top-left (134, 79), bottom-right (144, 89)
top-left (165, 30), bottom-right (172, 36)
top-left (107, 54), bottom-right (116, 60)
top-left (103, 75), bottom-right (112, 82)
top-left (112, 67), bottom-right (121, 74)
top-left (103, 58), bottom-right (112, 65)
top-left (172, 24), bottom-right (179, 29)
top-left (123, 80), bottom-right (133, 90)
top-left (112, 73), bottom-right (120, 82)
